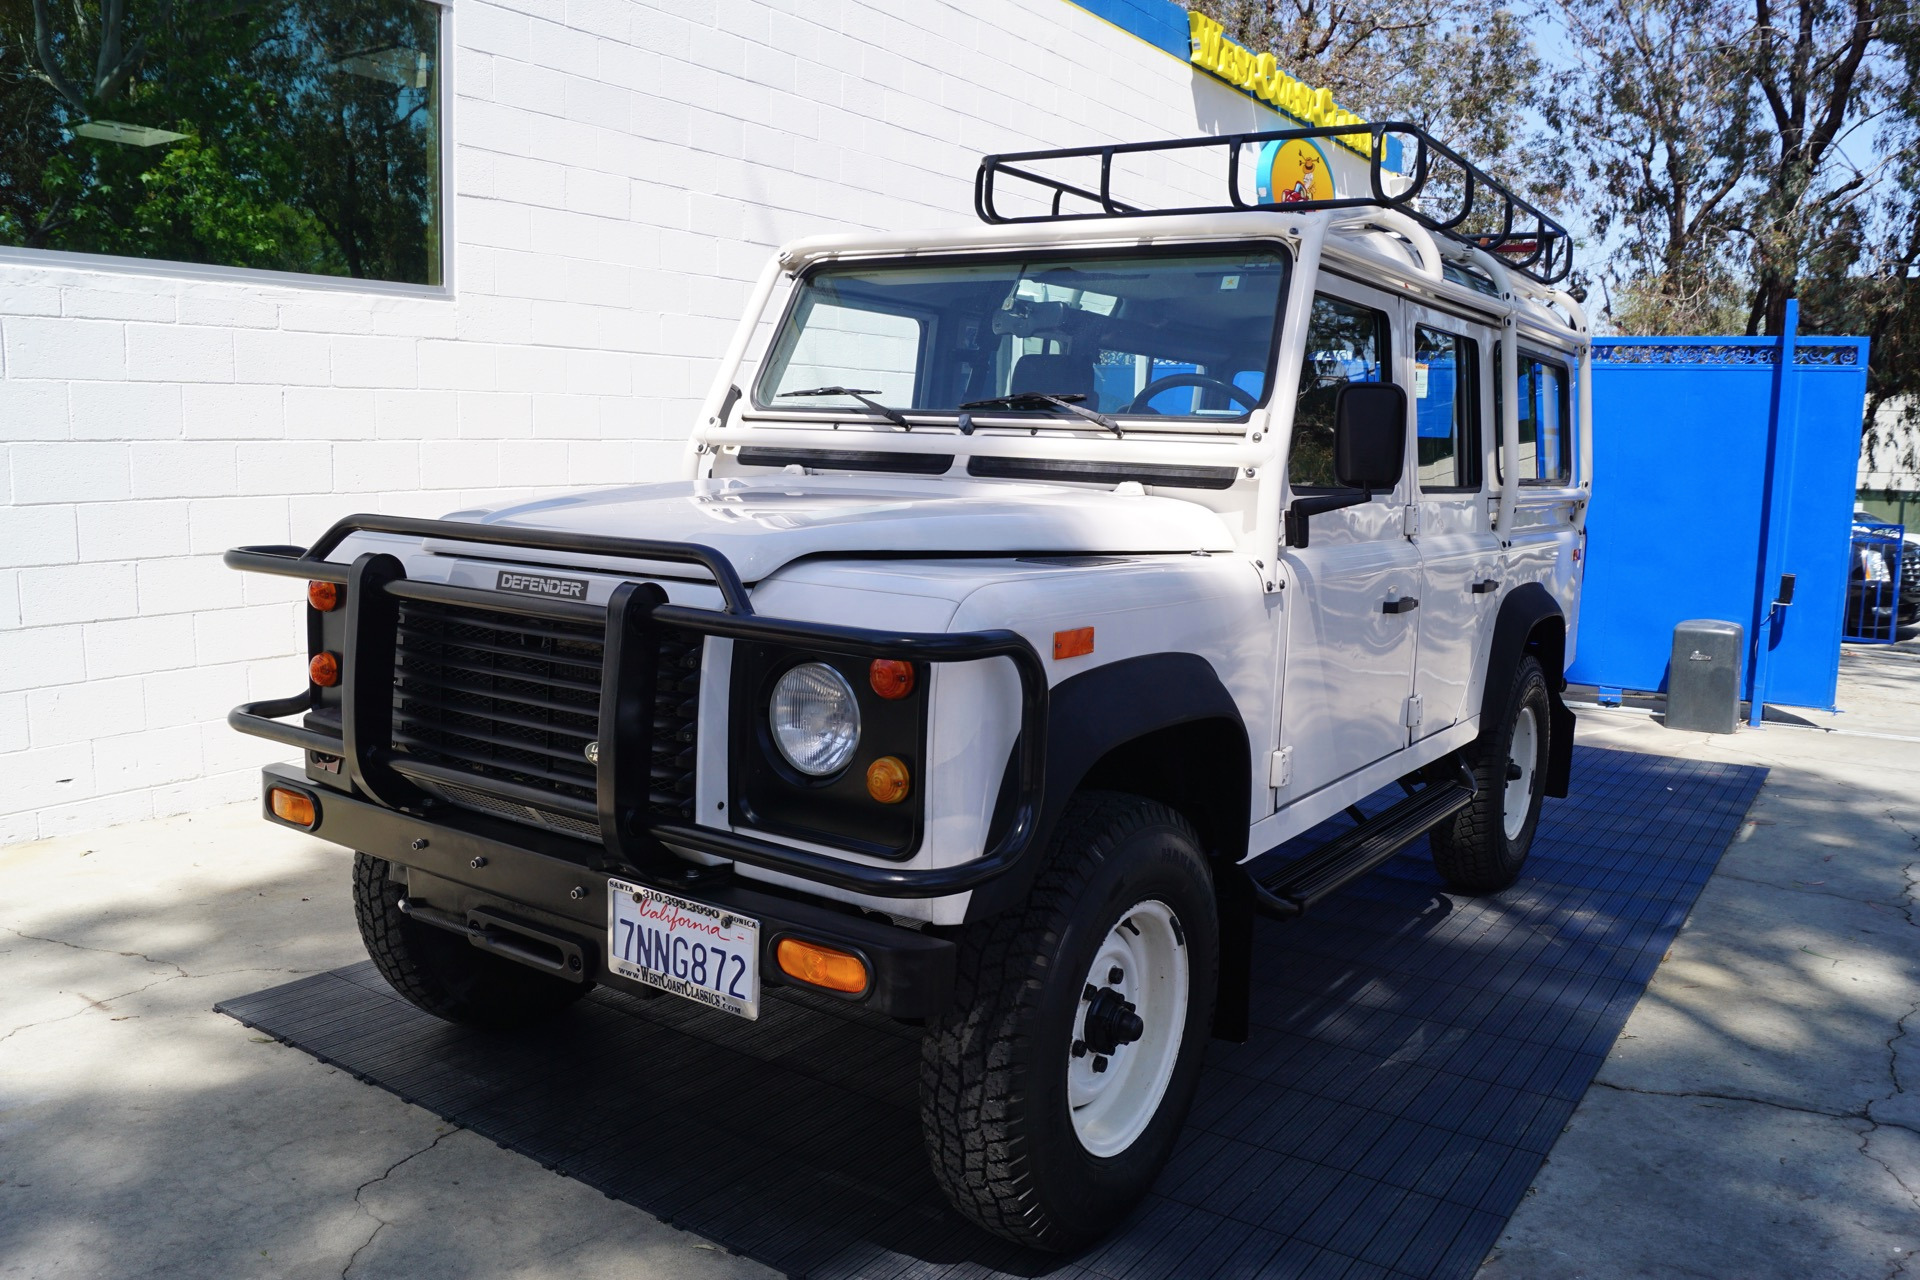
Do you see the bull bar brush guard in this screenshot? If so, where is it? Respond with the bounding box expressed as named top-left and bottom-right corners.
top-left (224, 514), bottom-right (1048, 899)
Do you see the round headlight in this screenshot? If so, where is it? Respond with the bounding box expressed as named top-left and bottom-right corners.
top-left (769, 662), bottom-right (861, 776)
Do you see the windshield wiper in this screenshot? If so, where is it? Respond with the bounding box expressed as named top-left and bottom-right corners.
top-left (958, 391), bottom-right (1123, 438)
top-left (780, 386), bottom-right (912, 430)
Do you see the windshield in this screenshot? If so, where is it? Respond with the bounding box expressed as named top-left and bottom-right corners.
top-left (754, 247), bottom-right (1291, 422)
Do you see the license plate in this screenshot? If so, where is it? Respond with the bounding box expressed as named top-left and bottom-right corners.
top-left (605, 879), bottom-right (760, 1019)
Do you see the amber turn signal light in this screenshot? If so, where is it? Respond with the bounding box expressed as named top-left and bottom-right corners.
top-left (776, 938), bottom-right (867, 994)
top-left (1053, 626), bottom-right (1094, 659)
top-left (866, 755), bottom-right (910, 805)
top-left (307, 580), bottom-right (340, 611)
top-left (869, 658), bottom-right (915, 700)
top-left (309, 652), bottom-right (341, 687)
top-left (268, 787), bottom-right (316, 828)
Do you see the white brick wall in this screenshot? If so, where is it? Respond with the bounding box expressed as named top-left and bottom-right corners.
top-left (0, 0), bottom-right (1285, 844)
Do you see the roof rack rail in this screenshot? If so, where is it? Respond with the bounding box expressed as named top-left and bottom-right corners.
top-left (973, 122), bottom-right (1573, 287)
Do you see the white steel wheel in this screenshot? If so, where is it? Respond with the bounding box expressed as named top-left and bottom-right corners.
top-left (1503, 705), bottom-right (1539, 840)
top-left (1067, 899), bottom-right (1191, 1158)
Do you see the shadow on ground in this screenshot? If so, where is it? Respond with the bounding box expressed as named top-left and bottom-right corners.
top-left (211, 747), bottom-right (1799, 1280)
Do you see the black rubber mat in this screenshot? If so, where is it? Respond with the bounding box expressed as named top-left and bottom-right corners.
top-left (218, 745), bottom-right (1764, 1279)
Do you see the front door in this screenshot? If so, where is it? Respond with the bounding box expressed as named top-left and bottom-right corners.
top-left (1276, 285), bottom-right (1422, 800)
top-left (1409, 311), bottom-right (1503, 738)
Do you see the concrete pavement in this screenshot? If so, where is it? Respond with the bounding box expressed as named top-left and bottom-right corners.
top-left (0, 804), bottom-right (775, 1280)
top-left (2, 646), bottom-right (1915, 1279)
top-left (1480, 647), bottom-right (1920, 1280)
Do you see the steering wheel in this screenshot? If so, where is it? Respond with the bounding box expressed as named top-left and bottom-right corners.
top-left (1124, 372), bottom-right (1260, 414)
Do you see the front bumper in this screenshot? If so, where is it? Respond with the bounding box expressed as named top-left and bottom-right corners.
top-left (264, 763), bottom-right (957, 1018)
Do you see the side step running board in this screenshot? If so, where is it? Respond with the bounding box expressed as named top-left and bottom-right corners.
top-left (1252, 766), bottom-right (1477, 919)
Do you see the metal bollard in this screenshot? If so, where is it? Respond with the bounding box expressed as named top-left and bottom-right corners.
top-left (1667, 619), bottom-right (1744, 733)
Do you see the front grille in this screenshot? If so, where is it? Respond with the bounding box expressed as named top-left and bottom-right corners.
top-left (390, 596), bottom-right (703, 838)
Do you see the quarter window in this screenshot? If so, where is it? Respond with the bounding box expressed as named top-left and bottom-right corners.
top-left (1494, 351), bottom-right (1574, 484)
top-left (0, 0), bottom-right (444, 285)
top-left (1414, 327), bottom-right (1480, 491)
top-left (1290, 294), bottom-right (1390, 489)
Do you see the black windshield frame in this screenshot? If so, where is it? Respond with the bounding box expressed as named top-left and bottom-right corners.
top-left (749, 241), bottom-right (1295, 426)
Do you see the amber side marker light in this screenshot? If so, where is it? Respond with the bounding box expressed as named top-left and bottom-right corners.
top-left (269, 787), bottom-right (316, 828)
top-left (869, 658), bottom-right (915, 700)
top-left (866, 755), bottom-right (911, 804)
top-left (307, 580), bottom-right (340, 611)
top-left (309, 652), bottom-right (341, 687)
top-left (776, 938), bottom-right (867, 994)
top-left (1054, 626), bottom-right (1095, 659)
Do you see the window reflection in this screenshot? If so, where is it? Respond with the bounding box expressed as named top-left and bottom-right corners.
top-left (0, 0), bottom-right (442, 284)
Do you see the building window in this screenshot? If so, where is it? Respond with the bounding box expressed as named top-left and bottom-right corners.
top-left (0, 0), bottom-right (442, 285)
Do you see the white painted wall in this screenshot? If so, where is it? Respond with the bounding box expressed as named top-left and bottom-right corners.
top-left (0, 0), bottom-right (1289, 844)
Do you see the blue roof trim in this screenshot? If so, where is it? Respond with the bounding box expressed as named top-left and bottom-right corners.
top-left (1062, 0), bottom-right (1192, 60)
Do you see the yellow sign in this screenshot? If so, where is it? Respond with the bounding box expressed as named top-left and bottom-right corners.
top-left (1258, 139), bottom-right (1335, 202)
top-left (1187, 12), bottom-right (1373, 157)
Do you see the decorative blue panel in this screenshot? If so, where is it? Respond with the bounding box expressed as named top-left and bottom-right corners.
top-left (1570, 317), bottom-right (1870, 712)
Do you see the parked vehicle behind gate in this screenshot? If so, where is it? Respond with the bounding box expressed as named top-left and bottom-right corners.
top-left (226, 125), bottom-right (1590, 1251)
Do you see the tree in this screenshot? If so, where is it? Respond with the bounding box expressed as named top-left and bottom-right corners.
top-left (1542, 0), bottom-right (1762, 333)
top-left (1188, 0), bottom-right (1564, 209)
top-left (1544, 0), bottom-right (1911, 343)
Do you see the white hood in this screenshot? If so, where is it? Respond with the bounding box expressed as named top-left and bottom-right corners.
top-left (438, 475), bottom-right (1235, 582)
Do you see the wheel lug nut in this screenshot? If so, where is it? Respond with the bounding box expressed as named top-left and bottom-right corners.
top-left (1108, 967), bottom-right (1124, 984)
top-left (1092, 1055), bottom-right (1109, 1073)
top-left (1083, 983), bottom-right (1097, 1001)
top-left (1072, 1040), bottom-right (1087, 1058)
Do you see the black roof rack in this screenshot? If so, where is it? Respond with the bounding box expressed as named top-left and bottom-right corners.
top-left (973, 123), bottom-right (1573, 287)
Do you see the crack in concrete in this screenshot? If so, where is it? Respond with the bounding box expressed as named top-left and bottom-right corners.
top-left (0, 973), bottom-right (180, 1046)
top-left (0, 923), bottom-right (324, 987)
top-left (341, 1126), bottom-right (462, 1279)
top-left (1709, 868), bottom-right (1912, 912)
top-left (0, 924), bottom-right (191, 979)
top-left (1590, 1079), bottom-right (1920, 1140)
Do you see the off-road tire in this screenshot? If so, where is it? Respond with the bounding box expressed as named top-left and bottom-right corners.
top-left (1430, 656), bottom-right (1552, 893)
top-left (352, 852), bottom-right (589, 1029)
top-left (919, 793), bottom-right (1219, 1252)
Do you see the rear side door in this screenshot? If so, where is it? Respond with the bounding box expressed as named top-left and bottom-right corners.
top-left (1408, 311), bottom-right (1502, 738)
top-left (1276, 285), bottom-right (1421, 799)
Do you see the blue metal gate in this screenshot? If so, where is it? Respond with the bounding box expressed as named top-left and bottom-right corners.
top-left (1844, 518), bottom-right (1906, 643)
top-left (1568, 301), bottom-right (1871, 716)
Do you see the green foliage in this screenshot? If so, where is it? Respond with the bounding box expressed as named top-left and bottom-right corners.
top-left (1187, 0), bottom-right (1567, 211)
top-left (0, 0), bottom-right (438, 283)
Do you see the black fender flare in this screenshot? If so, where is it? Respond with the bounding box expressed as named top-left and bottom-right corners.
top-left (971, 652), bottom-right (1255, 1038)
top-left (1482, 582), bottom-right (1574, 798)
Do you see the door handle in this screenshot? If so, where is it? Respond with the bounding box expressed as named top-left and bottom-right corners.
top-left (1381, 597), bottom-right (1420, 614)
top-left (1471, 579), bottom-right (1501, 594)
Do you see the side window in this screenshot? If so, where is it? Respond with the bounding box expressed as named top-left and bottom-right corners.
top-left (1414, 327), bottom-right (1480, 491)
top-left (1494, 350), bottom-right (1574, 485)
top-left (1291, 294), bottom-right (1390, 489)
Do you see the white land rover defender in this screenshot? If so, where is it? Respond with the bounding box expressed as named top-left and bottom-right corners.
top-left (230, 126), bottom-right (1589, 1251)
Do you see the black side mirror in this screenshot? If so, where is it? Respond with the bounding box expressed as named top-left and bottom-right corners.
top-left (1333, 382), bottom-right (1408, 491)
top-left (1285, 381), bottom-right (1408, 548)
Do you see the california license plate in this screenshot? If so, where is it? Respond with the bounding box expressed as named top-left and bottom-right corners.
top-left (605, 879), bottom-right (760, 1019)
